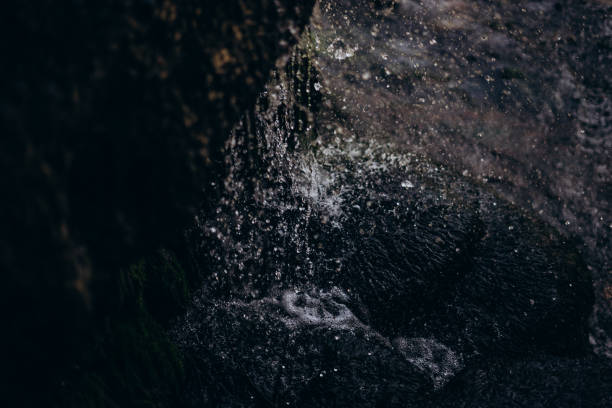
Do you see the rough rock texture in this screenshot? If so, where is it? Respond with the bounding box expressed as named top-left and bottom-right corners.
top-left (2, 0), bottom-right (609, 406)
top-left (176, 291), bottom-right (433, 407)
top-left (0, 0), bottom-right (314, 404)
top-left (432, 356), bottom-right (612, 408)
top-left (175, 26), bottom-right (603, 404)
top-left (312, 0), bottom-right (612, 356)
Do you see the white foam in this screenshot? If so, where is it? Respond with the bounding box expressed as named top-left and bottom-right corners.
top-left (280, 288), bottom-right (364, 330)
top-left (393, 337), bottom-right (463, 389)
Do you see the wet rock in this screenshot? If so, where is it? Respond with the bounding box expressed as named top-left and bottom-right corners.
top-left (184, 26), bottom-right (596, 405)
top-left (200, 75), bottom-right (592, 363)
top-left (432, 356), bottom-right (612, 408)
top-left (313, 0), bottom-right (612, 356)
top-left (175, 288), bottom-right (433, 407)
top-left (317, 166), bottom-right (593, 359)
top-left (174, 1), bottom-right (607, 405)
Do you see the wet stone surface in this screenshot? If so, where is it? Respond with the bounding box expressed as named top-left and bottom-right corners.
top-left (312, 0), bottom-right (612, 356)
top-left (174, 2), bottom-right (611, 404)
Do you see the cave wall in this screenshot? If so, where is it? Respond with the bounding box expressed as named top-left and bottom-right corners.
top-left (0, 0), bottom-right (314, 404)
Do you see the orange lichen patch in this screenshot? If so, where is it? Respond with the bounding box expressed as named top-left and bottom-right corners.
top-left (182, 104), bottom-right (198, 128)
top-left (195, 133), bottom-right (211, 164)
top-left (157, 55), bottom-right (169, 79)
top-left (208, 90), bottom-right (224, 101)
top-left (232, 25), bottom-right (244, 41)
top-left (157, 0), bottom-right (177, 22)
top-left (212, 48), bottom-right (236, 73)
top-left (239, 0), bottom-right (255, 16)
top-left (604, 285), bottom-right (612, 300)
top-left (195, 133), bottom-right (208, 145)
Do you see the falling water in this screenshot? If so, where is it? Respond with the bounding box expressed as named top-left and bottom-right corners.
top-left (173, 1), bottom-right (611, 405)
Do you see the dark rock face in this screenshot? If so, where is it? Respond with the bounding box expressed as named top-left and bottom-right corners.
top-left (313, 0), bottom-right (612, 356)
top-left (433, 356), bottom-right (612, 408)
top-left (175, 34), bottom-right (600, 405)
top-left (176, 290), bottom-right (433, 407)
top-left (2, 0), bottom-right (609, 406)
top-left (178, 142), bottom-right (598, 404)
top-left (181, 175), bottom-right (595, 405)
top-left (325, 170), bottom-right (593, 359)
top-left (0, 0), bottom-right (314, 402)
